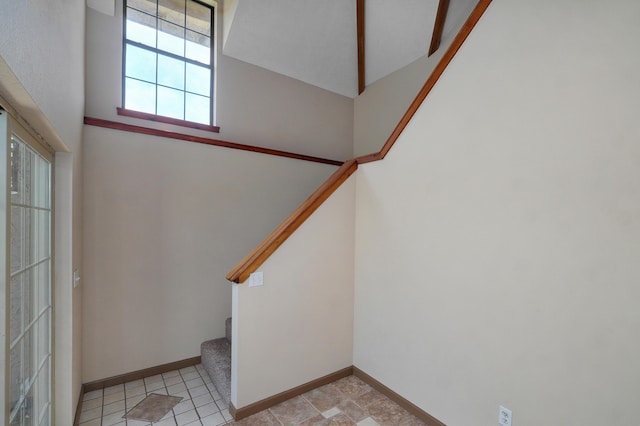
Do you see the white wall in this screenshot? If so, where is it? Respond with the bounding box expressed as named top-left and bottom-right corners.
top-left (85, 0), bottom-right (354, 161)
top-left (354, 0), bottom-right (640, 425)
top-left (82, 125), bottom-right (337, 382)
top-left (0, 2), bottom-right (85, 424)
top-left (232, 176), bottom-right (356, 408)
top-left (353, 0), bottom-right (478, 157)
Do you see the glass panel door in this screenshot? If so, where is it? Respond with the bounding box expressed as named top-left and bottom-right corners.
top-left (2, 110), bottom-right (52, 426)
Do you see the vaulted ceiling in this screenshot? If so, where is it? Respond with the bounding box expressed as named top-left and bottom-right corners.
top-left (221, 0), bottom-right (477, 98)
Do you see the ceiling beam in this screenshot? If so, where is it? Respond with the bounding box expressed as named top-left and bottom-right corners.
top-left (428, 0), bottom-right (450, 56)
top-left (357, 0), bottom-right (365, 94)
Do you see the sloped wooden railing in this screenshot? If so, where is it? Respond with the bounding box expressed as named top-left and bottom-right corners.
top-left (226, 159), bottom-right (358, 283)
top-left (227, 0), bottom-right (492, 283)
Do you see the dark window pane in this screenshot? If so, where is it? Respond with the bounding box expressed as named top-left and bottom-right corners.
top-left (157, 86), bottom-right (185, 119)
top-left (159, 0), bottom-right (185, 26)
top-left (126, 8), bottom-right (157, 48)
top-left (186, 62), bottom-right (209, 96)
top-left (185, 93), bottom-right (210, 124)
top-left (125, 78), bottom-right (157, 114)
top-left (158, 54), bottom-right (185, 90)
top-left (126, 44), bottom-right (157, 83)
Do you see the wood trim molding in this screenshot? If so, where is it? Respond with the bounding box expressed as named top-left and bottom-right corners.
top-left (117, 107), bottom-right (221, 133)
top-left (84, 117), bottom-right (343, 166)
top-left (231, 367), bottom-right (353, 421)
top-left (373, 0), bottom-right (493, 162)
top-left (428, 0), bottom-right (450, 57)
top-left (81, 356), bottom-right (201, 393)
top-left (226, 159), bottom-right (358, 283)
top-left (357, 0), bottom-right (365, 94)
top-left (353, 367), bottom-right (446, 426)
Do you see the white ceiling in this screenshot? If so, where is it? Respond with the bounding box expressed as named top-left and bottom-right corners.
top-left (222, 0), bottom-right (477, 98)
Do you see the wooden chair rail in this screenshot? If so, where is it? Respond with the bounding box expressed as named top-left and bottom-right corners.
top-left (226, 160), bottom-right (358, 283)
top-left (227, 0), bottom-right (493, 284)
top-left (84, 117), bottom-right (343, 166)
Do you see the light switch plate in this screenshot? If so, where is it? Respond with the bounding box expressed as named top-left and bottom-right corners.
top-left (249, 271), bottom-right (264, 287)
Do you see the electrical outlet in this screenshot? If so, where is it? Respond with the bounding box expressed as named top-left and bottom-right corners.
top-left (499, 406), bottom-right (512, 426)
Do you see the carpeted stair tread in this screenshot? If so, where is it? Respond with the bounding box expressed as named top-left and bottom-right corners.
top-left (201, 338), bottom-right (231, 408)
top-left (201, 318), bottom-right (232, 409)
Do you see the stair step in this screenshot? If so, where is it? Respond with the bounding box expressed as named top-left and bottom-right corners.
top-left (200, 318), bottom-right (232, 409)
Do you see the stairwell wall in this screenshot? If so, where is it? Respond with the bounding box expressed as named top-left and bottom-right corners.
top-left (82, 125), bottom-right (337, 382)
top-left (232, 175), bottom-right (356, 409)
top-left (353, 0), bottom-right (640, 424)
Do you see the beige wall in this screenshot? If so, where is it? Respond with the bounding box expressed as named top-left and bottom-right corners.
top-left (85, 0), bottom-right (354, 161)
top-left (0, 2), bottom-right (85, 424)
top-left (82, 125), bottom-right (336, 382)
top-left (353, 0), bottom-right (640, 425)
top-left (353, 0), bottom-right (478, 157)
top-left (232, 176), bottom-right (356, 408)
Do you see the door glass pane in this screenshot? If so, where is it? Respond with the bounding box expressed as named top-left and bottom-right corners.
top-left (7, 134), bottom-right (51, 426)
top-left (24, 269), bottom-right (35, 327)
top-left (10, 274), bottom-right (22, 344)
top-left (35, 210), bottom-right (50, 263)
top-left (36, 263), bottom-right (50, 313)
top-left (9, 342), bottom-right (22, 414)
top-left (37, 312), bottom-right (50, 365)
top-left (37, 359), bottom-right (50, 424)
top-left (10, 206), bottom-right (24, 273)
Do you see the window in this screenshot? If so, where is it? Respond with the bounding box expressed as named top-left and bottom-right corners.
top-left (123, 0), bottom-right (214, 126)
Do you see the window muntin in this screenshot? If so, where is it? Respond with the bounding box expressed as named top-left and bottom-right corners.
top-left (124, 0), bottom-right (214, 125)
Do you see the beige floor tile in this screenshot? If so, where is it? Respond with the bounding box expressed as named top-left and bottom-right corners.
top-left (303, 383), bottom-right (344, 412)
top-left (337, 400), bottom-right (368, 423)
top-left (231, 410), bottom-right (280, 425)
top-left (269, 396), bottom-right (320, 425)
top-left (332, 377), bottom-right (372, 399)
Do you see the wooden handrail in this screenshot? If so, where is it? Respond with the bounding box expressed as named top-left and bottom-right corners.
top-left (226, 159), bottom-right (358, 283)
top-left (355, 0), bottom-right (493, 164)
top-left (227, 0), bottom-right (493, 283)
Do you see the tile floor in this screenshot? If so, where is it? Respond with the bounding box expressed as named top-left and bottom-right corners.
top-left (230, 375), bottom-right (426, 426)
top-left (78, 367), bottom-right (426, 426)
top-left (78, 364), bottom-right (232, 425)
